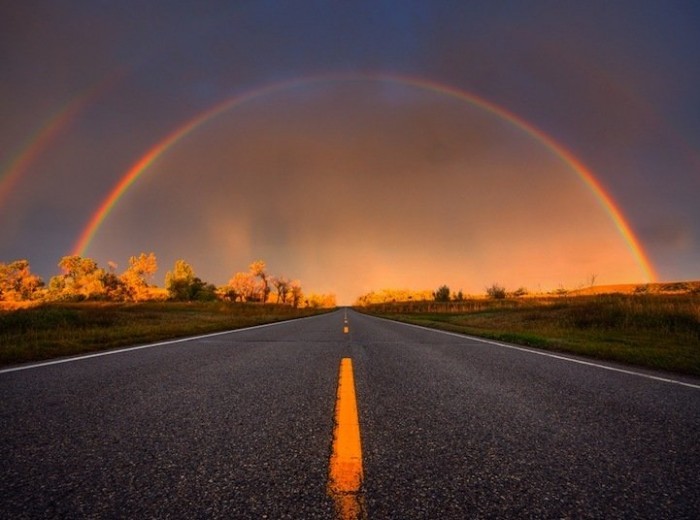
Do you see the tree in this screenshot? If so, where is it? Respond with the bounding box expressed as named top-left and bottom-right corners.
top-left (272, 276), bottom-right (290, 304)
top-left (101, 271), bottom-right (129, 301)
top-left (121, 252), bottom-right (157, 301)
top-left (305, 292), bottom-right (337, 308)
top-left (486, 283), bottom-right (506, 299)
top-left (191, 278), bottom-right (217, 301)
top-left (433, 285), bottom-right (451, 302)
top-left (228, 271), bottom-right (259, 302)
top-left (249, 260), bottom-right (270, 303)
top-left (289, 280), bottom-right (303, 308)
top-left (512, 287), bottom-right (528, 297)
top-left (53, 255), bottom-right (107, 300)
top-left (165, 259), bottom-right (196, 300)
top-left (0, 260), bottom-right (43, 301)
top-left (354, 288), bottom-right (434, 306)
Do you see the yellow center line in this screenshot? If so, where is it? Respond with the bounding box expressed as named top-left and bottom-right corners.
top-left (328, 358), bottom-right (366, 519)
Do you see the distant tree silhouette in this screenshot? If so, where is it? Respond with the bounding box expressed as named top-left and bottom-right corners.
top-left (434, 285), bottom-right (451, 302)
top-left (290, 280), bottom-right (303, 308)
top-left (486, 283), bottom-right (507, 299)
top-left (512, 287), bottom-right (528, 297)
top-left (354, 288), bottom-right (434, 306)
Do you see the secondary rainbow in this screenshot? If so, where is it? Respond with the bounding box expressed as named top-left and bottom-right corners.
top-left (73, 73), bottom-right (657, 281)
top-left (0, 70), bottom-right (124, 209)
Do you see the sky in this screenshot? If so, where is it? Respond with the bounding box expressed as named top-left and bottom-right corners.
top-left (1, 1), bottom-right (699, 304)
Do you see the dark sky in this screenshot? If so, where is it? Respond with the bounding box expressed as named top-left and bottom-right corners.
top-left (1, 1), bottom-right (699, 302)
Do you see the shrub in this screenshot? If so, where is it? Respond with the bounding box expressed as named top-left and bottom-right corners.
top-left (433, 285), bottom-right (451, 302)
top-left (486, 283), bottom-right (507, 299)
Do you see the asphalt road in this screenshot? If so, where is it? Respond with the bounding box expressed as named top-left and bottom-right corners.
top-left (2, 309), bottom-right (699, 518)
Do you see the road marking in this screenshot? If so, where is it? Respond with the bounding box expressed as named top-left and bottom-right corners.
top-left (372, 315), bottom-right (700, 391)
top-left (328, 358), bottom-right (365, 519)
top-left (0, 313), bottom-right (329, 375)
top-left (343, 326), bottom-right (349, 334)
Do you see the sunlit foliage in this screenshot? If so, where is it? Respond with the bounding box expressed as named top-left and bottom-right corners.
top-left (121, 252), bottom-right (158, 301)
top-left (354, 288), bottom-right (434, 306)
top-left (3, 254), bottom-right (329, 307)
top-left (222, 263), bottom-right (323, 307)
top-left (249, 260), bottom-right (270, 303)
top-left (165, 259), bottom-right (216, 301)
top-left (0, 260), bottom-right (44, 302)
top-left (304, 292), bottom-right (337, 309)
top-left (49, 255), bottom-right (108, 300)
top-left (227, 271), bottom-right (260, 302)
top-left (271, 276), bottom-right (290, 304)
top-left (289, 280), bottom-right (303, 308)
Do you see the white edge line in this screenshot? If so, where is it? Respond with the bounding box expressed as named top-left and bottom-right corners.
top-left (0, 312), bottom-right (331, 375)
top-left (369, 314), bottom-right (700, 391)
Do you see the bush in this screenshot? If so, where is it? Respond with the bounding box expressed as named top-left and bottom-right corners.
top-left (486, 283), bottom-right (507, 299)
top-left (433, 285), bottom-right (451, 302)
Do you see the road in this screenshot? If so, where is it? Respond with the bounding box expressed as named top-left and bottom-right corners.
top-left (2, 309), bottom-right (699, 518)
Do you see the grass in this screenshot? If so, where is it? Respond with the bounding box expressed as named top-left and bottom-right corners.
top-left (0, 301), bottom-right (330, 367)
top-left (359, 293), bottom-right (700, 376)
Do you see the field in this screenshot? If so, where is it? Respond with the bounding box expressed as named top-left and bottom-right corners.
top-left (0, 302), bottom-right (329, 367)
top-left (358, 291), bottom-right (700, 376)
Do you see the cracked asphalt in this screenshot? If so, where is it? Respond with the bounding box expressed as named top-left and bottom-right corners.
top-left (2, 309), bottom-right (699, 518)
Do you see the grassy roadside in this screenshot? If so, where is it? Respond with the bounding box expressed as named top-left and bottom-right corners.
top-left (359, 294), bottom-right (700, 377)
top-left (0, 302), bottom-right (331, 367)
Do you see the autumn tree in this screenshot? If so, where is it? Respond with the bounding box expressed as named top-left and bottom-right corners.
top-left (271, 276), bottom-right (290, 304)
top-left (289, 280), bottom-right (303, 308)
top-left (226, 261), bottom-right (304, 305)
top-left (0, 260), bottom-right (44, 301)
top-left (249, 260), bottom-right (270, 303)
top-left (165, 260), bottom-right (195, 300)
top-left (304, 292), bottom-right (337, 308)
top-left (354, 288), bottom-right (434, 306)
top-left (121, 252), bottom-right (157, 301)
top-left (50, 255), bottom-right (107, 300)
top-left (228, 271), bottom-right (258, 302)
top-left (165, 260), bottom-right (216, 301)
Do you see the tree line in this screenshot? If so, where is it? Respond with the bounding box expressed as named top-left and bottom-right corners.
top-left (354, 283), bottom-right (532, 306)
top-left (0, 255), bottom-right (335, 308)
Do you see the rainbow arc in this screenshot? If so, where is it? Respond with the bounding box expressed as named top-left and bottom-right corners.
top-left (71, 73), bottom-right (657, 282)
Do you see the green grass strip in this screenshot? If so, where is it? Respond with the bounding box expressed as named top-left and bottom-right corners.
top-left (0, 302), bottom-right (330, 366)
